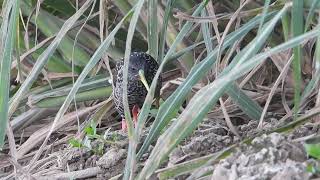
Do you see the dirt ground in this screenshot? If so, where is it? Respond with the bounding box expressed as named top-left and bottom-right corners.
top-left (41, 114), bottom-right (320, 180)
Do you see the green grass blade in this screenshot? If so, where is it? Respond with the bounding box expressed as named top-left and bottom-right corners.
top-left (28, 78), bottom-right (71, 95)
top-left (301, 30), bottom-right (320, 101)
top-left (147, 0), bottom-right (158, 59)
top-left (304, 0), bottom-right (320, 32)
top-left (168, 35), bottom-right (218, 61)
top-left (161, 0), bottom-right (209, 61)
top-left (158, 0), bottom-right (175, 62)
top-left (200, 8), bottom-right (261, 131)
top-left (281, 11), bottom-right (290, 41)
top-left (258, 0), bottom-right (271, 33)
top-left (226, 83), bottom-right (262, 120)
top-left (30, 47), bottom-right (74, 73)
top-left (29, 75), bottom-right (109, 105)
top-left (156, 147), bottom-right (231, 179)
top-left (9, 0), bottom-right (94, 118)
top-left (0, 0), bottom-right (19, 149)
top-left (292, 0), bottom-right (304, 119)
top-left (121, 1), bottom-right (146, 179)
top-left (30, 87), bottom-right (112, 108)
top-left (200, 9), bottom-right (213, 51)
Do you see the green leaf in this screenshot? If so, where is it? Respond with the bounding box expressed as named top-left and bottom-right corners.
top-left (85, 126), bottom-right (95, 136)
top-left (305, 143), bottom-right (320, 159)
top-left (69, 138), bottom-right (83, 148)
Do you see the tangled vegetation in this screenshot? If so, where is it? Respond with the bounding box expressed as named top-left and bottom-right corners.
top-left (1, 0), bottom-right (320, 179)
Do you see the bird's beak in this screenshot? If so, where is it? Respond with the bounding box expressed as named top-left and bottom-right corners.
top-left (138, 69), bottom-right (150, 92)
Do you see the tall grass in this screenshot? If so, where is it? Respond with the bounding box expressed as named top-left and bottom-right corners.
top-left (1, 0), bottom-right (320, 179)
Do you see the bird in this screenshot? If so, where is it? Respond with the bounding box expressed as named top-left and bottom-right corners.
top-left (112, 52), bottom-right (162, 131)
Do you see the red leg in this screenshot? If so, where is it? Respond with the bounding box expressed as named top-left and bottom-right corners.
top-left (132, 105), bottom-right (140, 127)
top-left (121, 105), bottom-right (140, 131)
top-left (121, 118), bottom-right (127, 132)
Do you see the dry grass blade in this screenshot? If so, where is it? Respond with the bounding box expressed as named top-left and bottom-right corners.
top-left (34, 167), bottom-right (103, 179)
top-left (219, 98), bottom-right (240, 137)
top-left (258, 56), bottom-right (293, 128)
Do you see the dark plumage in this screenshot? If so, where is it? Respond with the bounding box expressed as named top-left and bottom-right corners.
top-left (112, 52), bottom-right (162, 124)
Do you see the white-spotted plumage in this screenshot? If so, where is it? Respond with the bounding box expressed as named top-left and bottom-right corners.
top-left (112, 52), bottom-right (162, 118)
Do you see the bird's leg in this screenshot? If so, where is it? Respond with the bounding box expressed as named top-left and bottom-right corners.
top-left (121, 105), bottom-right (140, 132)
top-left (121, 118), bottom-right (127, 132)
top-left (132, 105), bottom-right (140, 127)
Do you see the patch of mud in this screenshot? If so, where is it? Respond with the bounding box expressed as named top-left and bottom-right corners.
top-left (211, 133), bottom-right (311, 180)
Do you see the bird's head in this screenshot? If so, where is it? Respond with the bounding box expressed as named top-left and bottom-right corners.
top-left (128, 52), bottom-right (155, 91)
